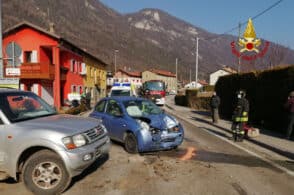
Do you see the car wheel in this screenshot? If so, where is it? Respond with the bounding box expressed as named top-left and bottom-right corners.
top-left (124, 133), bottom-right (138, 154)
top-left (22, 150), bottom-right (71, 195)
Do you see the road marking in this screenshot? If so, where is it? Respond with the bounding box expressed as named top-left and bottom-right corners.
top-left (168, 109), bottom-right (294, 177)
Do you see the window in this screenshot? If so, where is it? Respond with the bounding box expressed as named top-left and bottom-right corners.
top-left (71, 85), bottom-right (77, 93)
top-left (95, 100), bottom-right (106, 113)
top-left (106, 100), bottom-right (122, 116)
top-left (24, 51), bottom-right (32, 63)
top-left (0, 118), bottom-right (4, 125)
top-left (24, 51), bottom-right (37, 63)
top-left (79, 86), bottom-right (83, 94)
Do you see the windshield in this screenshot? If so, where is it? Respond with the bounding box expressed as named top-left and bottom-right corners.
top-left (123, 99), bottom-right (163, 116)
top-left (144, 81), bottom-right (165, 91)
top-left (111, 89), bottom-right (131, 96)
top-left (0, 92), bottom-right (57, 123)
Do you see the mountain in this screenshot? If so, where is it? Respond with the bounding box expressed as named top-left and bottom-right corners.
top-left (2, 0), bottom-right (294, 81)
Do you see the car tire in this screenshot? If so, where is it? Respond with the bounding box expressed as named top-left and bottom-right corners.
top-left (22, 149), bottom-right (71, 195)
top-left (124, 133), bottom-right (138, 154)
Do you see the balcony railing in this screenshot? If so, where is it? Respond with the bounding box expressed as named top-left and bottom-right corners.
top-left (20, 62), bottom-right (55, 79)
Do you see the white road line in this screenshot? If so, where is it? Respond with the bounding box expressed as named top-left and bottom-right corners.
top-left (171, 111), bottom-right (294, 177)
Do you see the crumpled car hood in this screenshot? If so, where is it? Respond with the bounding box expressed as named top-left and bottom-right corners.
top-left (144, 113), bottom-right (178, 130)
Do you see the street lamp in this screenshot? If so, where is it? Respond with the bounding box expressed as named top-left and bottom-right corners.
top-left (114, 49), bottom-right (119, 75)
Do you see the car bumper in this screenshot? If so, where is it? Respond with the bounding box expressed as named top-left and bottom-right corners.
top-left (137, 125), bottom-right (184, 152)
top-left (59, 135), bottom-right (111, 177)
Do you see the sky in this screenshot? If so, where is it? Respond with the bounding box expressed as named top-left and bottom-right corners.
top-left (100, 0), bottom-right (294, 49)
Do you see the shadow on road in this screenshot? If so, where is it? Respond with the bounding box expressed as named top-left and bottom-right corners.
top-left (191, 110), bottom-right (211, 117)
top-left (69, 154), bottom-right (109, 189)
top-left (189, 114), bottom-right (294, 160)
top-left (194, 150), bottom-right (278, 170)
top-left (0, 177), bottom-right (18, 184)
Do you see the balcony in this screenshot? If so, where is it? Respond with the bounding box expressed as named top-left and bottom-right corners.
top-left (20, 62), bottom-right (55, 79)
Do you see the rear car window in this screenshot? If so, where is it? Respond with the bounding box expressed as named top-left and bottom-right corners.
top-left (110, 89), bottom-right (131, 96)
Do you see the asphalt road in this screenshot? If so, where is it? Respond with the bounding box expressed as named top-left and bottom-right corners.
top-left (0, 96), bottom-right (293, 194)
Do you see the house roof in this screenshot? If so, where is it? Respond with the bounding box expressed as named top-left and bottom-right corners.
top-left (3, 21), bottom-right (61, 40)
top-left (222, 66), bottom-right (237, 73)
top-left (3, 21), bottom-right (108, 66)
top-left (198, 79), bottom-right (208, 85)
top-left (118, 69), bottom-right (141, 77)
top-left (149, 69), bottom-right (176, 77)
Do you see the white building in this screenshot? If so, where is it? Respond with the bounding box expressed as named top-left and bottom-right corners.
top-left (209, 66), bottom-right (237, 85)
top-left (107, 69), bottom-right (142, 89)
top-left (184, 80), bottom-right (208, 89)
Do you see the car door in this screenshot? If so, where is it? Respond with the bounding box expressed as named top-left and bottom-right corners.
top-left (104, 99), bottom-right (127, 141)
top-left (89, 99), bottom-right (108, 126)
top-left (0, 110), bottom-right (8, 172)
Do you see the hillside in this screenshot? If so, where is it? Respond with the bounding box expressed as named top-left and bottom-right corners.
top-left (2, 0), bottom-right (294, 81)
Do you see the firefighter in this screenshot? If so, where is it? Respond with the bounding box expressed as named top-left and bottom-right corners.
top-left (231, 90), bottom-right (249, 142)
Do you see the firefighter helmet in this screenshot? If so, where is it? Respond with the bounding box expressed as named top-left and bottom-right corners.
top-left (237, 90), bottom-right (246, 98)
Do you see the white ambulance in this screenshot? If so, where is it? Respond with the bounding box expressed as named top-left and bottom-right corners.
top-left (109, 82), bottom-right (137, 97)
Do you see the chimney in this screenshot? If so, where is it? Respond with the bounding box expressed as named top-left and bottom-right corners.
top-left (49, 22), bottom-right (55, 33)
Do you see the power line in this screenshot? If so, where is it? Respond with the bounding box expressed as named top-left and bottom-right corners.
top-left (205, 0), bottom-right (284, 40)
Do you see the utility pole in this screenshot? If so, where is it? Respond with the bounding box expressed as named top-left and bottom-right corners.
top-left (195, 37), bottom-right (199, 88)
top-left (238, 22), bottom-right (241, 73)
top-left (189, 67), bottom-right (191, 84)
top-left (175, 58), bottom-right (178, 90)
top-left (114, 49), bottom-right (119, 75)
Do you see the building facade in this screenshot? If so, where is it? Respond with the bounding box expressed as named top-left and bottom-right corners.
top-left (82, 54), bottom-right (107, 103)
top-left (107, 69), bottom-right (142, 94)
top-left (2, 22), bottom-right (107, 109)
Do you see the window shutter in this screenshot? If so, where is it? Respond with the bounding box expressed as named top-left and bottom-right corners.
top-left (31, 50), bottom-right (38, 63)
top-left (70, 59), bottom-right (74, 72)
top-left (81, 63), bottom-right (86, 74)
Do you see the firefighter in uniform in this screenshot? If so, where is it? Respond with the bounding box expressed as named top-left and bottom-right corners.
top-left (231, 90), bottom-right (249, 142)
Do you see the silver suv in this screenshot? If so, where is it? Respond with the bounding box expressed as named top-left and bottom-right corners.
top-left (0, 88), bottom-right (110, 194)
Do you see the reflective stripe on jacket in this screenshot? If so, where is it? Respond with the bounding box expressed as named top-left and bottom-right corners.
top-left (234, 117), bottom-right (248, 122)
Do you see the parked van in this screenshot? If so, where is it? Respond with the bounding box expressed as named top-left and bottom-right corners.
top-left (109, 82), bottom-right (137, 97)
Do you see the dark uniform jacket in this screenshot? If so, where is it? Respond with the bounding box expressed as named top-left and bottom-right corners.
top-left (232, 97), bottom-right (249, 122)
top-left (210, 95), bottom-right (220, 109)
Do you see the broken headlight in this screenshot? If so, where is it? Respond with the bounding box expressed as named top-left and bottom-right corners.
top-left (136, 119), bottom-right (150, 131)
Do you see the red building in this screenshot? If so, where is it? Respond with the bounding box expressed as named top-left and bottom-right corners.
top-left (3, 22), bottom-right (86, 109)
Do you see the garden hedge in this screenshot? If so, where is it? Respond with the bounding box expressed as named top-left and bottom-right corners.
top-left (215, 65), bottom-right (294, 133)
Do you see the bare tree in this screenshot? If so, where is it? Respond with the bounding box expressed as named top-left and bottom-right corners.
top-left (263, 44), bottom-right (289, 69)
